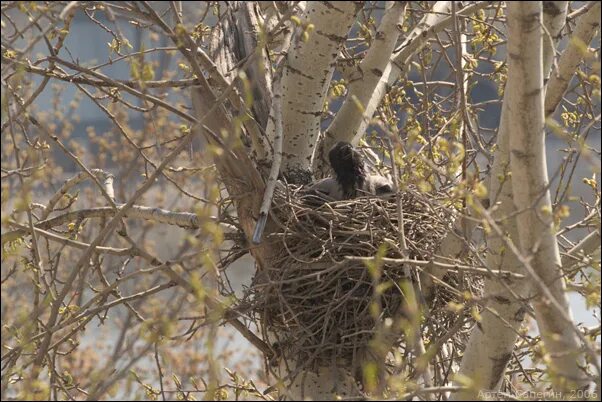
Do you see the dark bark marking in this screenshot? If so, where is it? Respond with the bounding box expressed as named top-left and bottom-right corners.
top-left (493, 296), bottom-right (511, 305)
top-left (370, 68), bottom-right (383, 77)
top-left (488, 353), bottom-right (513, 389)
top-left (543, 2), bottom-right (563, 16)
top-left (514, 306), bottom-right (527, 322)
top-left (286, 65), bottom-right (315, 80)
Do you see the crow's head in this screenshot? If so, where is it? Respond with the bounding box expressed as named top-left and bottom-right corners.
top-left (328, 141), bottom-right (365, 198)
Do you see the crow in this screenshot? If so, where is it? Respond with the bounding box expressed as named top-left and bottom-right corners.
top-left (307, 141), bottom-right (393, 201)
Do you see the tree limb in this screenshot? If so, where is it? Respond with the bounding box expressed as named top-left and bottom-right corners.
top-left (317, 1), bottom-right (407, 176)
top-left (542, 1), bottom-right (568, 84)
top-left (545, 1), bottom-right (601, 117)
top-left (279, 1), bottom-right (360, 182)
top-left (329, 2), bottom-right (492, 146)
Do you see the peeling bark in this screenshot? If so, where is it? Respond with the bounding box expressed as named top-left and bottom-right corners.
top-left (233, 2), bottom-right (274, 132)
top-left (190, 87), bottom-right (271, 271)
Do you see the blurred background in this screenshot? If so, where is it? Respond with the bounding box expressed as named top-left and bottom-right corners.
top-left (1, 2), bottom-right (600, 399)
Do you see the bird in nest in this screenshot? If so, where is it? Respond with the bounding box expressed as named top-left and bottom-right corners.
top-left (306, 141), bottom-right (394, 201)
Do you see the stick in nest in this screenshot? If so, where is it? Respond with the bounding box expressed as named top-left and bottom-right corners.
top-left (244, 183), bottom-right (483, 376)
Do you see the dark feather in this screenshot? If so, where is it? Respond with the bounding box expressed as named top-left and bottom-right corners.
top-left (328, 141), bottom-right (366, 198)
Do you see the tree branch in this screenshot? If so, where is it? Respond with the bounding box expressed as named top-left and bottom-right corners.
top-left (279, 1), bottom-right (360, 182)
top-left (252, 68), bottom-right (283, 244)
top-left (324, 1), bottom-right (492, 147)
top-left (2, 205), bottom-right (229, 246)
top-left (545, 1), bottom-right (600, 117)
top-left (317, 1), bottom-right (407, 176)
top-left (542, 1), bottom-right (568, 84)
top-left (562, 229), bottom-right (601, 269)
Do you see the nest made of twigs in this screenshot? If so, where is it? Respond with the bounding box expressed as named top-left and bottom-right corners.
top-left (247, 183), bottom-right (482, 370)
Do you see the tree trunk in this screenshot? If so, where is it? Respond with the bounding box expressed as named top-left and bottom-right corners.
top-left (507, 1), bottom-right (586, 389)
top-left (279, 1), bottom-right (361, 183)
top-left (455, 2), bottom-right (588, 397)
top-left (316, 1), bottom-right (407, 176)
top-left (196, 2), bottom-right (597, 398)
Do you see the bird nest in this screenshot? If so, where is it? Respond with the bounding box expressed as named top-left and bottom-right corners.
top-left (246, 183), bottom-right (482, 371)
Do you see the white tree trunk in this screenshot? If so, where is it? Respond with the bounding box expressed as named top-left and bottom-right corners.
top-left (456, 3), bottom-right (588, 397)
top-left (545, 1), bottom-right (601, 116)
top-left (316, 1), bottom-right (407, 175)
top-left (265, 3), bottom-right (364, 398)
top-left (279, 1), bottom-right (360, 182)
top-left (506, 1), bottom-right (586, 389)
top-left (455, 3), bottom-right (539, 397)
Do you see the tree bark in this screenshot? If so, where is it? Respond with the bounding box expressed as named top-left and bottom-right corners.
top-left (507, 1), bottom-right (586, 389)
top-left (545, 1), bottom-right (601, 117)
top-left (316, 1), bottom-right (407, 176)
top-left (279, 1), bottom-right (361, 183)
top-left (456, 2), bottom-right (588, 397)
top-left (542, 1), bottom-right (568, 84)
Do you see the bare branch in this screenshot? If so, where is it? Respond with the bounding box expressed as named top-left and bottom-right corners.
top-left (545, 1), bottom-right (601, 117)
top-left (252, 70), bottom-right (283, 244)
